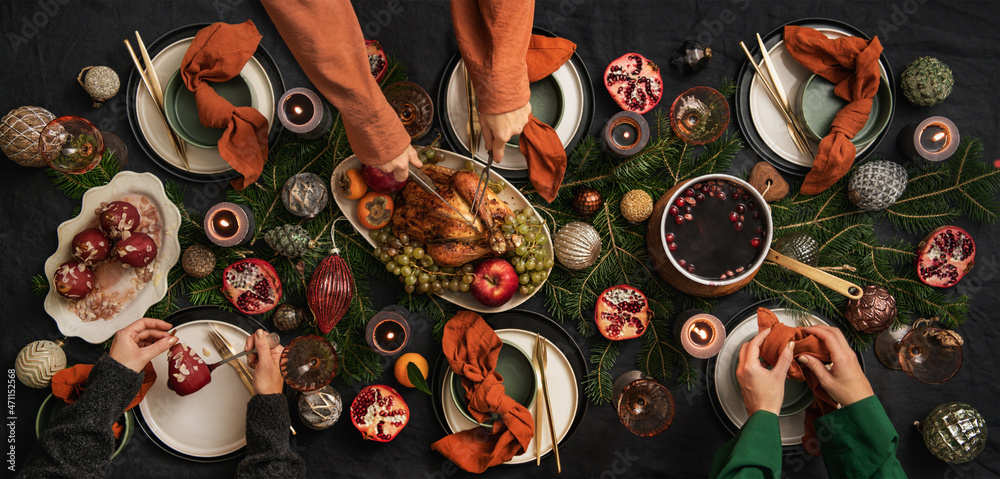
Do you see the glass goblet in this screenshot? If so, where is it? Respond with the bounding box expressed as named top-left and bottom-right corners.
top-left (384, 81), bottom-right (433, 140)
top-left (613, 371), bottom-right (675, 437)
top-left (39, 116), bottom-right (104, 174)
top-left (874, 323), bottom-right (912, 370)
top-left (669, 86), bottom-right (730, 145)
top-left (898, 325), bottom-right (963, 384)
top-left (280, 335), bottom-right (338, 392)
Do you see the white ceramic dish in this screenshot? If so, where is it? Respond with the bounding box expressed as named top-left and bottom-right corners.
top-left (330, 149), bottom-right (553, 313)
top-left (749, 27), bottom-right (888, 168)
top-left (441, 329), bottom-right (577, 465)
top-left (444, 59), bottom-right (585, 171)
top-left (43, 172), bottom-right (181, 344)
top-left (713, 308), bottom-right (828, 446)
top-left (134, 37), bottom-right (275, 175)
top-left (138, 320), bottom-right (253, 457)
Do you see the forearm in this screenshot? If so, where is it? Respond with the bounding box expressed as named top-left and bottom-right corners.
top-left (260, 0), bottom-right (410, 165)
top-left (449, 0), bottom-right (532, 114)
top-left (817, 395), bottom-right (906, 478)
top-left (710, 411), bottom-right (782, 479)
top-left (21, 355), bottom-right (142, 478)
top-left (235, 394), bottom-right (305, 479)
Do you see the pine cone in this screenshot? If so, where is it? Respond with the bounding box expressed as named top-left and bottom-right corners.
top-left (265, 224), bottom-right (311, 258)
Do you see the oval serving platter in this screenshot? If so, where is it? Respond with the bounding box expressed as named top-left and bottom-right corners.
top-left (43, 171), bottom-right (181, 344)
top-left (330, 149), bottom-right (553, 313)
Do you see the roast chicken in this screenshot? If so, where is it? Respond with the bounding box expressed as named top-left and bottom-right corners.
top-left (392, 164), bottom-right (520, 267)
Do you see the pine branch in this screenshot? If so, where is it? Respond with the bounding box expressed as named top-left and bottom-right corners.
top-left (582, 339), bottom-right (619, 405)
top-left (47, 151), bottom-right (121, 199)
top-left (31, 274), bottom-right (49, 296)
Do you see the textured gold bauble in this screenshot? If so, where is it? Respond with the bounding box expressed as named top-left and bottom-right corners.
top-left (620, 189), bottom-right (654, 223)
top-left (553, 221), bottom-right (602, 270)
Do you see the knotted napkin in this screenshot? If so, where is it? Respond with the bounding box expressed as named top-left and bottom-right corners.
top-left (517, 35), bottom-right (577, 203)
top-left (431, 311), bottom-right (534, 473)
top-left (783, 25), bottom-right (883, 195)
top-left (756, 307), bottom-right (837, 455)
top-left (181, 20), bottom-right (270, 190)
top-left (51, 362), bottom-right (156, 438)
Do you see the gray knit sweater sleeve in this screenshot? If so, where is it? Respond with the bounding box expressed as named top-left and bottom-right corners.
top-left (20, 354), bottom-right (142, 479)
top-left (235, 394), bottom-right (306, 478)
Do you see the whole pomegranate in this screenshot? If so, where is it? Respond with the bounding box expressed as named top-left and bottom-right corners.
top-left (350, 385), bottom-right (409, 442)
top-left (916, 226), bottom-right (975, 288)
top-left (604, 53), bottom-right (663, 114)
top-left (361, 164), bottom-right (407, 193)
top-left (221, 258), bottom-right (283, 315)
top-left (594, 284), bottom-right (651, 340)
top-left (365, 40), bottom-right (388, 83)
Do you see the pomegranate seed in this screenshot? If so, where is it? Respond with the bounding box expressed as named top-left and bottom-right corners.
top-left (668, 205), bottom-right (679, 216)
top-left (695, 193), bottom-right (705, 202)
top-left (678, 259), bottom-right (687, 267)
top-left (748, 201), bottom-right (757, 209)
top-left (700, 185), bottom-right (711, 194)
top-left (751, 238), bottom-right (762, 248)
top-left (734, 222), bottom-right (743, 231)
top-left (684, 188), bottom-right (695, 197)
top-left (753, 211), bottom-right (760, 219)
top-left (665, 233), bottom-right (675, 242)
top-left (732, 193), bottom-right (741, 200)
top-left (729, 212), bottom-right (739, 222)
top-left (756, 226), bottom-right (764, 234)
top-left (736, 204), bottom-right (745, 213)
top-left (668, 242), bottom-right (678, 252)
top-left (717, 192), bottom-right (726, 201)
top-left (684, 205), bottom-right (693, 214)
top-left (687, 264), bottom-right (696, 273)
top-left (674, 215), bottom-right (684, 224)
top-left (675, 198), bottom-right (686, 208)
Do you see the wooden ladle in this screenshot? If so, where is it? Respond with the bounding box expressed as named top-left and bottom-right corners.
top-left (765, 249), bottom-right (864, 300)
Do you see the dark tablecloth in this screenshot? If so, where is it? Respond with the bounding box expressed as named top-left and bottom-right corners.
top-left (2, 1), bottom-right (998, 477)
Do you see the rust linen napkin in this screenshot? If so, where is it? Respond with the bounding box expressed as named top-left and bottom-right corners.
top-left (50, 362), bottom-right (156, 438)
top-left (180, 20), bottom-right (270, 190)
top-left (783, 25), bottom-right (883, 195)
top-left (756, 307), bottom-right (837, 455)
top-left (430, 311), bottom-right (534, 473)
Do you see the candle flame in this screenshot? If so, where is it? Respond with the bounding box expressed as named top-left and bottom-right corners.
top-left (932, 131), bottom-right (946, 142)
top-left (693, 327), bottom-right (708, 341)
top-left (293, 106), bottom-right (303, 115)
top-left (623, 131), bottom-right (630, 139)
top-left (219, 219), bottom-right (230, 228)
top-left (386, 332), bottom-right (395, 340)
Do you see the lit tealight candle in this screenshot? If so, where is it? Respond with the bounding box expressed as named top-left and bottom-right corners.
top-left (277, 87), bottom-right (333, 140)
top-left (204, 202), bottom-right (255, 247)
top-left (897, 116), bottom-right (960, 167)
top-left (674, 310), bottom-right (726, 359)
top-left (365, 306), bottom-right (411, 356)
top-left (602, 111), bottom-right (650, 158)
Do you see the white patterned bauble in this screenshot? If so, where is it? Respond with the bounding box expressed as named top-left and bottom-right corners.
top-left (1, 106), bottom-right (56, 167)
top-left (298, 385), bottom-right (343, 430)
top-left (553, 221), bottom-right (602, 270)
top-left (847, 160), bottom-right (908, 211)
top-left (15, 340), bottom-right (67, 388)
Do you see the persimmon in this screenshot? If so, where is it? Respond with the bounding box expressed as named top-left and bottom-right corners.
top-left (340, 168), bottom-right (368, 200)
top-left (356, 192), bottom-right (394, 230)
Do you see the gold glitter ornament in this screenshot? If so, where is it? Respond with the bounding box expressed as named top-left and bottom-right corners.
top-left (77, 66), bottom-right (120, 108)
top-left (620, 189), bottom-right (653, 223)
top-left (181, 244), bottom-right (216, 279)
top-left (553, 221), bottom-right (602, 270)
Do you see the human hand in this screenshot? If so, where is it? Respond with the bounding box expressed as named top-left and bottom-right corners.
top-left (244, 329), bottom-right (285, 395)
top-left (798, 326), bottom-right (874, 407)
top-left (366, 145), bottom-right (422, 182)
top-left (109, 317), bottom-right (177, 373)
top-left (479, 100), bottom-right (531, 162)
top-left (736, 328), bottom-right (796, 416)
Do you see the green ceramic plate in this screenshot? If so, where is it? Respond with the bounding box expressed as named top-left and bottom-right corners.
top-left (797, 73), bottom-right (892, 146)
top-left (163, 70), bottom-right (256, 149)
top-left (36, 393), bottom-right (135, 458)
top-left (507, 74), bottom-right (564, 147)
top-left (448, 340), bottom-right (536, 427)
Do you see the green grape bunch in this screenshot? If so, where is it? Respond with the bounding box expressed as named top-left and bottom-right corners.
top-left (502, 208), bottom-right (554, 296)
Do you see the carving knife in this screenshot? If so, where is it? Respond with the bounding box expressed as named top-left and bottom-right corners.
top-left (407, 163), bottom-right (478, 230)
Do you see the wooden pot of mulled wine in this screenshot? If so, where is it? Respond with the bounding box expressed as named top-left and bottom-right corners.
top-left (647, 174), bottom-right (772, 298)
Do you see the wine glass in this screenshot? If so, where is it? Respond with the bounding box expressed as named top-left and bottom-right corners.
top-left (613, 371), bottom-right (675, 437)
top-left (39, 116), bottom-right (105, 174)
top-left (874, 323), bottom-right (912, 370)
top-left (280, 335), bottom-right (339, 392)
top-left (669, 86), bottom-right (730, 145)
top-left (384, 81), bottom-right (433, 140)
top-left (898, 324), bottom-right (963, 384)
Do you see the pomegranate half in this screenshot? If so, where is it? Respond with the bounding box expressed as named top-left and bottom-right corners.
top-left (916, 226), bottom-right (976, 288)
top-left (365, 40), bottom-right (388, 83)
top-left (604, 53), bottom-right (663, 114)
top-left (350, 385), bottom-right (409, 442)
top-left (594, 284), bottom-right (651, 340)
top-left (221, 258), bottom-right (283, 315)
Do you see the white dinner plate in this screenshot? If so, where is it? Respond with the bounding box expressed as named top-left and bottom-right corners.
top-left (749, 27), bottom-right (887, 168)
top-left (444, 59), bottom-right (585, 171)
top-left (43, 172), bottom-right (181, 344)
top-left (713, 308), bottom-right (828, 446)
top-left (330, 149), bottom-right (553, 313)
top-left (441, 329), bottom-right (577, 464)
top-left (134, 37), bottom-right (275, 175)
top-left (138, 320), bottom-right (254, 458)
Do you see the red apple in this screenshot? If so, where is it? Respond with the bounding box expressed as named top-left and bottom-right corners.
top-left (470, 259), bottom-right (519, 307)
top-left (361, 164), bottom-right (408, 193)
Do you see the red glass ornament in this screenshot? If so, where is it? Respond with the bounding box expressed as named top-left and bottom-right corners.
top-left (308, 247), bottom-right (354, 334)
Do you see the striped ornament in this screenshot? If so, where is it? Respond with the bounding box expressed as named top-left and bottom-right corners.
top-left (15, 340), bottom-right (67, 388)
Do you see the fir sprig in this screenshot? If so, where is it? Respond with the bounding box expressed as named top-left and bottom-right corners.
top-left (582, 339), bottom-right (619, 406)
top-left (31, 274), bottom-right (49, 296)
top-left (47, 151), bottom-right (121, 199)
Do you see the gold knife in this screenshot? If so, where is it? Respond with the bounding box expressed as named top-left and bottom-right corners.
top-left (463, 62), bottom-right (482, 159)
top-left (533, 333), bottom-right (544, 465)
top-left (534, 333), bottom-right (561, 472)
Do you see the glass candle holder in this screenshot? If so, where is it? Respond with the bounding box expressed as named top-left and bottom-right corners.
top-left (612, 371), bottom-right (675, 437)
top-left (673, 309), bottom-right (726, 359)
top-left (384, 81), bottom-right (434, 140)
top-left (365, 306), bottom-right (411, 356)
top-left (39, 116), bottom-right (105, 174)
top-left (280, 335), bottom-right (339, 392)
top-left (898, 322), bottom-right (963, 384)
top-left (896, 116), bottom-right (960, 167)
top-left (204, 202), bottom-right (255, 247)
top-left (669, 86), bottom-right (730, 145)
top-left (277, 88), bottom-right (332, 140)
top-left (601, 111), bottom-right (650, 158)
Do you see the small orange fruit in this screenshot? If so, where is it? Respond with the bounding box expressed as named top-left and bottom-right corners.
top-left (341, 168), bottom-right (368, 200)
top-left (394, 352), bottom-right (428, 388)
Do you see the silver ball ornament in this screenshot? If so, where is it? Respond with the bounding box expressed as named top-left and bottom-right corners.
top-left (553, 222), bottom-right (602, 270)
top-left (919, 402), bottom-right (987, 463)
top-left (281, 173), bottom-right (329, 219)
top-left (298, 385), bottom-right (343, 430)
top-left (15, 340), bottom-right (67, 388)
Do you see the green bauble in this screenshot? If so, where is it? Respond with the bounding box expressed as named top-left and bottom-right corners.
top-left (901, 57), bottom-right (954, 107)
top-left (265, 224), bottom-right (311, 258)
top-left (920, 402), bottom-right (987, 463)
top-left (774, 232), bottom-right (819, 267)
top-left (848, 160), bottom-right (908, 211)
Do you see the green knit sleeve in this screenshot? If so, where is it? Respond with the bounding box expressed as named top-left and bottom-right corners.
top-left (816, 396), bottom-right (907, 478)
top-left (710, 411), bottom-right (783, 479)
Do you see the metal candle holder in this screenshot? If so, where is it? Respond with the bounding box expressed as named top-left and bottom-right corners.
top-left (277, 87), bottom-right (333, 140)
top-left (204, 202), bottom-right (255, 247)
top-left (602, 111), bottom-right (650, 158)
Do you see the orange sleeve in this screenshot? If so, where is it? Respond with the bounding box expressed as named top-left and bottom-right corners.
top-left (260, 0), bottom-right (410, 166)
top-left (450, 0), bottom-right (533, 114)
